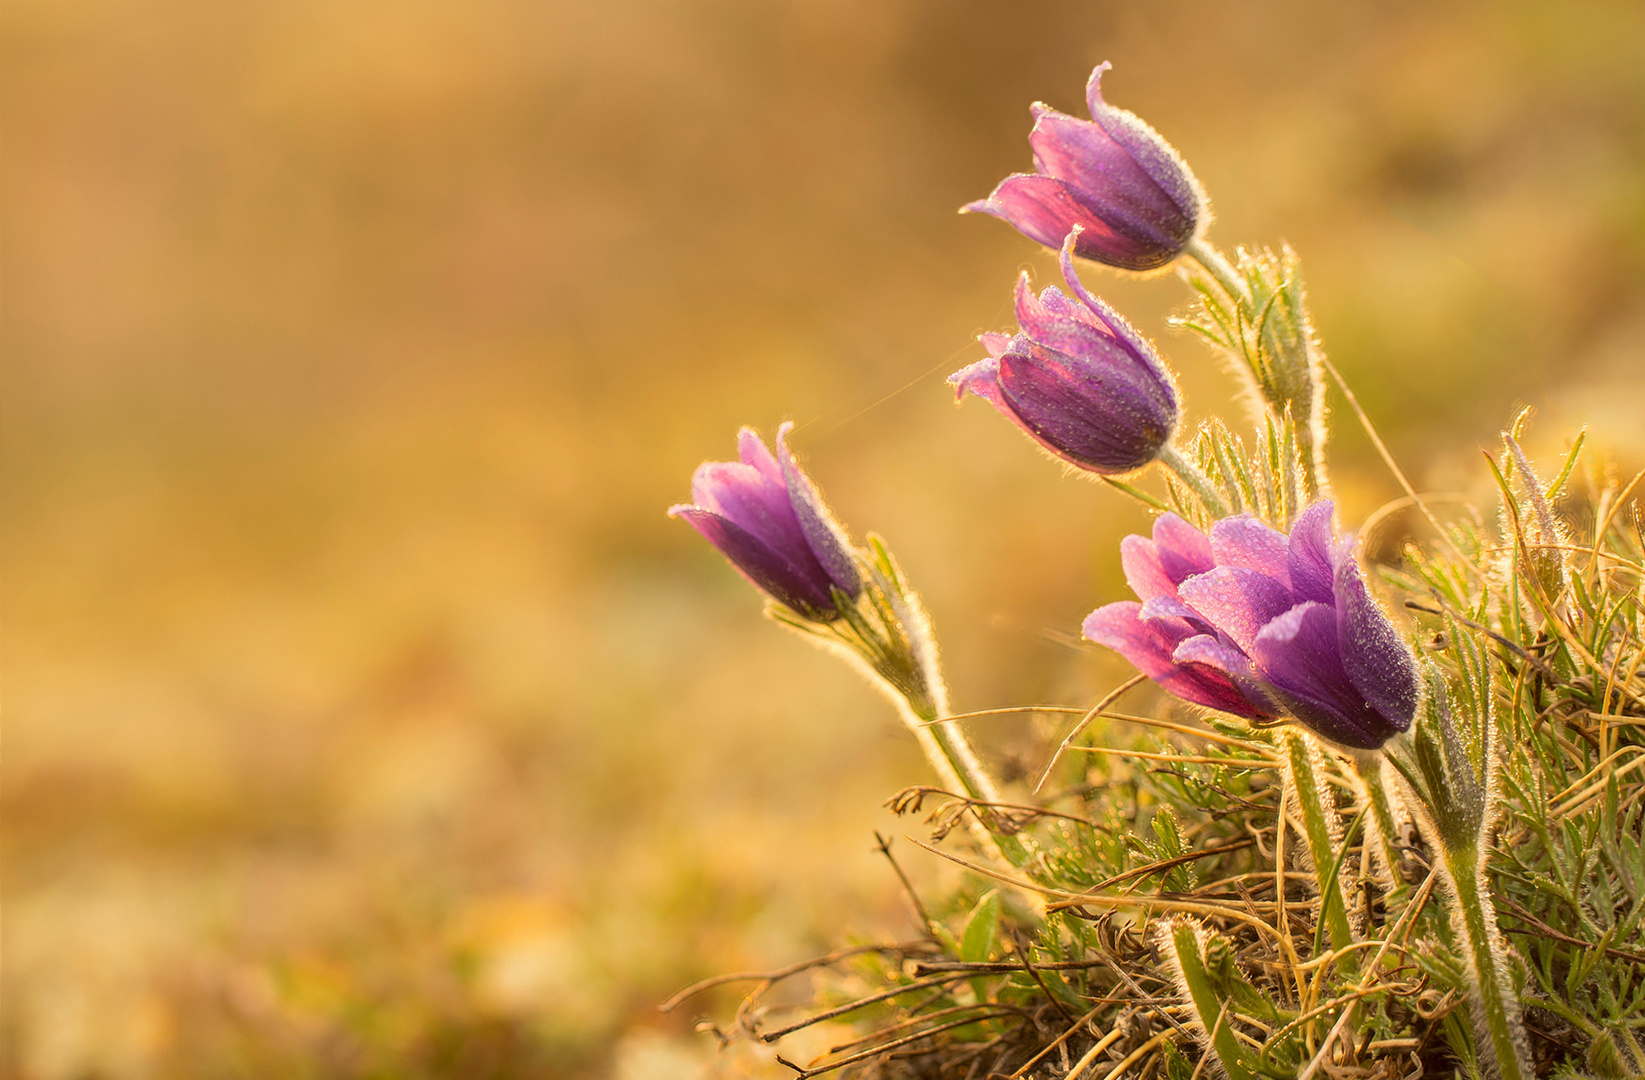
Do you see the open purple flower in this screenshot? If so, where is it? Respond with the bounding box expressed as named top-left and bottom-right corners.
top-left (670, 423), bottom-right (860, 620)
top-left (950, 231), bottom-right (1178, 474)
top-left (964, 62), bottom-right (1206, 272)
top-left (1082, 502), bottom-right (1419, 750)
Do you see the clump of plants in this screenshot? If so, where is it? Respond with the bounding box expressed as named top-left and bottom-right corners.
top-left (664, 61), bottom-right (1645, 1080)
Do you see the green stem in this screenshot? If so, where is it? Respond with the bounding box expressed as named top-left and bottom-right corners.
top-left (1284, 732), bottom-right (1358, 978)
top-left (1168, 922), bottom-right (1256, 1080)
top-left (1185, 236), bottom-right (1248, 304)
top-left (1351, 753), bottom-right (1407, 903)
top-left (898, 695), bottom-right (1031, 869)
top-left (1157, 443), bottom-right (1231, 520)
top-left (1442, 846), bottom-right (1531, 1080)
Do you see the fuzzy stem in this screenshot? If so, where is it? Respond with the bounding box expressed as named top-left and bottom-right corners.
top-left (1440, 844), bottom-right (1531, 1080)
top-left (1167, 923), bottom-right (1257, 1080)
top-left (1351, 753), bottom-right (1407, 902)
top-left (896, 695), bottom-right (1031, 869)
top-left (1284, 732), bottom-right (1358, 978)
top-left (1157, 443), bottom-right (1231, 520)
top-left (1185, 236), bottom-right (1248, 304)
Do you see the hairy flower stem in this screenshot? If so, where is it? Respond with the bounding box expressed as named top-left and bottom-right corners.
top-left (898, 696), bottom-right (1031, 868)
top-left (1284, 732), bottom-right (1359, 979)
top-left (1438, 843), bottom-right (1531, 1080)
top-left (1183, 237), bottom-right (1329, 503)
top-left (1351, 753), bottom-right (1407, 900)
top-left (1185, 236), bottom-right (1247, 304)
top-left (1157, 443), bottom-right (1231, 520)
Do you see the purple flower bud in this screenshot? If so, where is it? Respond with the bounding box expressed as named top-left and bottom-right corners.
top-left (1083, 501), bottom-right (1420, 750)
top-left (964, 62), bottom-right (1207, 272)
top-left (670, 423), bottom-right (860, 620)
top-left (950, 232), bottom-right (1178, 474)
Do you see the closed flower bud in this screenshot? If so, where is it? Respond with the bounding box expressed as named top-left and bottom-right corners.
top-left (1083, 501), bottom-right (1420, 750)
top-left (951, 230), bottom-right (1178, 474)
top-left (670, 423), bottom-right (860, 620)
top-left (965, 62), bottom-right (1207, 272)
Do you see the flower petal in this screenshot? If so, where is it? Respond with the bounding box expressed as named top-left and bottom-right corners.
top-left (1083, 62), bottom-right (1203, 233)
top-left (1287, 500), bottom-right (1337, 604)
top-left (978, 331), bottom-right (1013, 359)
top-left (995, 343), bottom-right (1174, 472)
top-left (1172, 634), bottom-right (1273, 716)
top-left (1083, 603), bottom-right (1260, 717)
top-left (690, 460), bottom-right (808, 556)
top-left (1334, 549), bottom-right (1418, 736)
top-left (1029, 106), bottom-right (1192, 255)
top-left (1140, 594), bottom-right (1200, 625)
top-left (963, 174), bottom-right (1170, 271)
top-left (1209, 515), bottom-right (1291, 589)
top-left (1151, 514), bottom-right (1214, 585)
top-left (776, 423), bottom-right (861, 598)
top-left (738, 426), bottom-right (785, 485)
top-left (950, 355), bottom-right (1005, 406)
top-left (1012, 275), bottom-right (1133, 365)
top-left (1176, 566), bottom-right (1295, 653)
top-left (1250, 601), bottom-right (1394, 750)
top-left (671, 507), bottom-right (836, 615)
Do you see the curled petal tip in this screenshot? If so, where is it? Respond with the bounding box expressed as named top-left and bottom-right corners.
top-left (948, 356), bottom-right (1001, 401)
top-left (1085, 61), bottom-right (1113, 112)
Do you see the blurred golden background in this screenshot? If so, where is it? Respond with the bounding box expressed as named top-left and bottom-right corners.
top-left (4, 0), bottom-right (1643, 1076)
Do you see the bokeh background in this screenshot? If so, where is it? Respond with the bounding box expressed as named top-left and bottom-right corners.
top-left (5, 0), bottom-right (1644, 1076)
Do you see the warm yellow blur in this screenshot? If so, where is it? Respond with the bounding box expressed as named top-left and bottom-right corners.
top-left (4, 1), bottom-right (1643, 1076)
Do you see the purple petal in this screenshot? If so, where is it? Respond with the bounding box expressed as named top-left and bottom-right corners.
top-left (1250, 601), bottom-right (1394, 750)
top-left (950, 355), bottom-right (1005, 406)
top-left (738, 427), bottom-right (785, 485)
top-left (1083, 62), bottom-right (1203, 231)
top-left (690, 460), bottom-right (809, 556)
top-left (1287, 501), bottom-right (1337, 604)
top-left (964, 174), bottom-right (1171, 271)
top-left (1083, 603), bottom-right (1261, 717)
top-left (1171, 634), bottom-right (1273, 716)
top-left (1177, 566), bottom-right (1295, 653)
top-left (1028, 106), bottom-right (1193, 255)
top-left (1151, 514), bottom-right (1214, 585)
top-left (1140, 594), bottom-right (1201, 625)
top-left (1012, 275), bottom-right (1131, 364)
top-left (1139, 593), bottom-right (1216, 638)
top-left (1333, 549), bottom-right (1418, 736)
top-left (978, 331), bottom-right (1013, 359)
top-left (1209, 515), bottom-right (1291, 589)
top-left (1120, 534), bottom-right (1176, 602)
top-left (994, 343), bottom-right (1175, 472)
top-left (671, 507), bottom-right (836, 615)
top-left (775, 423), bottom-right (861, 598)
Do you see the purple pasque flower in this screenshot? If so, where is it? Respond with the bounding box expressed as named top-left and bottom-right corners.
top-left (964, 62), bottom-right (1207, 272)
top-left (670, 423), bottom-right (860, 620)
top-left (1082, 501), bottom-right (1419, 750)
top-left (950, 229), bottom-right (1178, 474)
